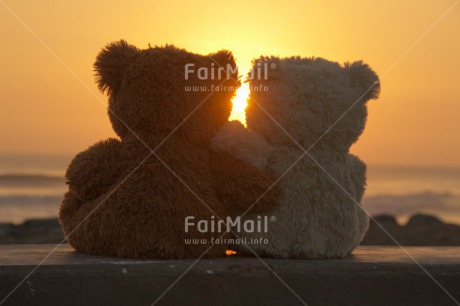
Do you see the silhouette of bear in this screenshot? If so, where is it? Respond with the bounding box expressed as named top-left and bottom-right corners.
top-left (59, 41), bottom-right (280, 259)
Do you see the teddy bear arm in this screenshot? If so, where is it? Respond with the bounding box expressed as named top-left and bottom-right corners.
top-left (347, 154), bottom-right (367, 202)
top-left (66, 138), bottom-right (124, 201)
top-left (211, 121), bottom-right (272, 169)
top-left (209, 150), bottom-right (280, 213)
top-left (346, 154), bottom-right (370, 246)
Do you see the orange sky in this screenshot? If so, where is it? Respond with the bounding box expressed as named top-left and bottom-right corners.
top-left (1, 0), bottom-right (459, 166)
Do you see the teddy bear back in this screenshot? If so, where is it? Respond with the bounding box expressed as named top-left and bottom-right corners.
top-left (246, 56), bottom-right (380, 153)
top-left (94, 40), bottom-right (239, 146)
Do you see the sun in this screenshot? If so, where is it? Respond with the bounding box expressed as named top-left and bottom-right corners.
top-left (229, 82), bottom-right (250, 125)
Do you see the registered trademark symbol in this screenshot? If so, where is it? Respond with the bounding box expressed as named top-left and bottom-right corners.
top-left (270, 63), bottom-right (276, 69)
top-left (270, 216), bottom-right (276, 222)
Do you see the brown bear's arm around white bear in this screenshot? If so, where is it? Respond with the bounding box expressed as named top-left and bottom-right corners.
top-left (211, 121), bottom-right (273, 170)
top-left (209, 150), bottom-right (280, 214)
top-left (65, 138), bottom-right (125, 202)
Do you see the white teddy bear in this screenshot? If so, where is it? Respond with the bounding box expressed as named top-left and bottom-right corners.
top-left (211, 56), bottom-right (380, 258)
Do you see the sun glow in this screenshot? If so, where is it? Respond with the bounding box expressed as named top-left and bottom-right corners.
top-left (229, 82), bottom-right (250, 125)
top-left (225, 249), bottom-right (237, 256)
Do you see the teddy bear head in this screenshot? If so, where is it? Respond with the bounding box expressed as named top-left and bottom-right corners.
top-left (246, 56), bottom-right (380, 152)
top-left (94, 40), bottom-right (239, 143)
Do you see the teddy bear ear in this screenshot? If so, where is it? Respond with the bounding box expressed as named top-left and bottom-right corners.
top-left (249, 56), bottom-right (283, 81)
top-left (94, 40), bottom-right (140, 94)
top-left (208, 50), bottom-right (238, 81)
top-left (209, 50), bottom-right (236, 68)
top-left (345, 61), bottom-right (381, 100)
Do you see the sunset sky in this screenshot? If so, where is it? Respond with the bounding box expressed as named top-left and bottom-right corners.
top-left (1, 0), bottom-right (459, 166)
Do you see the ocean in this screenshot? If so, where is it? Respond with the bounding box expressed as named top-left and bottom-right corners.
top-left (1, 153), bottom-right (459, 225)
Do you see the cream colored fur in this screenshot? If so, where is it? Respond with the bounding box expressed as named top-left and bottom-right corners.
top-left (211, 56), bottom-right (380, 258)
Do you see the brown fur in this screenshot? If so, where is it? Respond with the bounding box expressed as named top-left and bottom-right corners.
top-left (59, 40), bottom-right (280, 259)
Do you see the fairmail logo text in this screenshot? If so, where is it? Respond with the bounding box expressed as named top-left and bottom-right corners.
top-left (184, 215), bottom-right (276, 233)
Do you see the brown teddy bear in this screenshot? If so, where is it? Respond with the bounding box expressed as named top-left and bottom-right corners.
top-left (59, 40), bottom-right (280, 259)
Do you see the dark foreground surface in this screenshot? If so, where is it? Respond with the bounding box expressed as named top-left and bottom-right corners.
top-left (0, 245), bottom-right (459, 306)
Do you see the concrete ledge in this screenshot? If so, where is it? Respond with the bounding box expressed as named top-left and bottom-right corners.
top-left (0, 245), bottom-right (459, 305)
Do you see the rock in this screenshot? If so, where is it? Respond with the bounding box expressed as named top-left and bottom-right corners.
top-left (373, 214), bottom-right (398, 225)
top-left (22, 218), bottom-right (60, 229)
top-left (361, 214), bottom-right (402, 245)
top-left (362, 213), bottom-right (460, 246)
top-left (405, 213), bottom-right (444, 227)
top-left (0, 218), bottom-right (64, 244)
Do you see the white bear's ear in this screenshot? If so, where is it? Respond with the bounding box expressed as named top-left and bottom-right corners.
top-left (249, 56), bottom-right (283, 81)
top-left (94, 40), bottom-right (140, 94)
top-left (345, 61), bottom-right (380, 100)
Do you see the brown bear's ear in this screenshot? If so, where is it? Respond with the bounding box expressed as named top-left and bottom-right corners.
top-left (345, 61), bottom-right (381, 100)
top-left (94, 40), bottom-right (140, 94)
top-left (208, 50), bottom-right (238, 82)
top-left (209, 50), bottom-right (236, 68)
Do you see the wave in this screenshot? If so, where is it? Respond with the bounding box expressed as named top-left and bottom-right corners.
top-left (0, 194), bottom-right (63, 205)
top-left (0, 174), bottom-right (65, 187)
